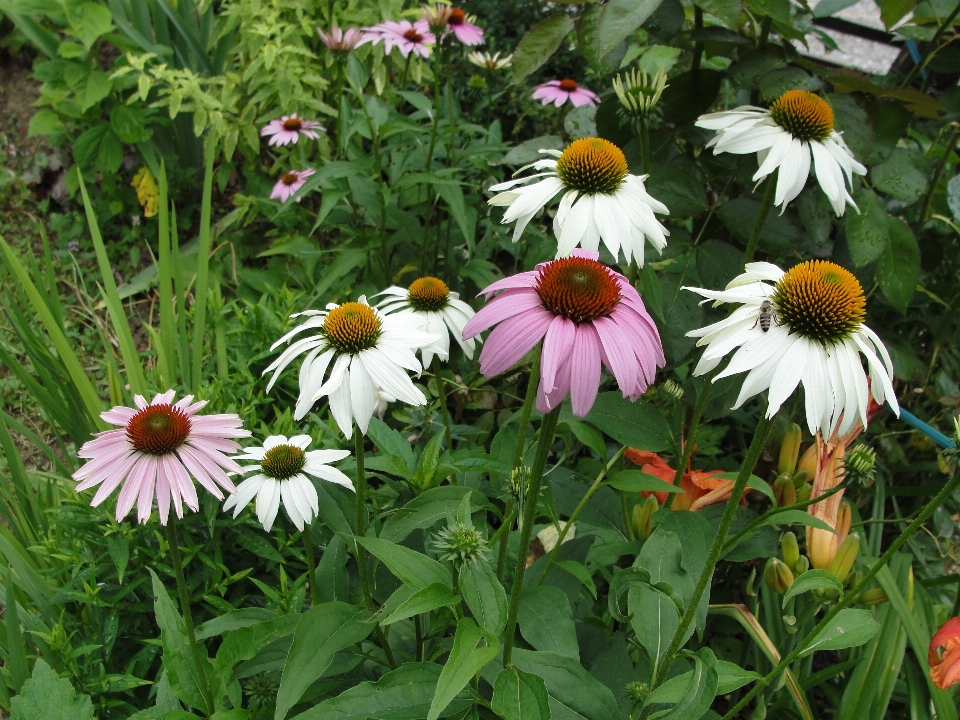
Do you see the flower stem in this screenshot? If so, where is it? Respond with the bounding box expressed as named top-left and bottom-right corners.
top-left (743, 174), bottom-right (777, 266)
top-left (435, 363), bottom-right (454, 454)
top-left (901, 2), bottom-right (960, 88)
top-left (302, 528), bottom-right (320, 606)
top-left (165, 520), bottom-right (213, 716)
top-left (722, 463), bottom-right (960, 719)
top-left (498, 356), bottom-right (541, 581)
top-left (640, 414), bottom-right (773, 713)
top-left (502, 405), bottom-right (562, 667)
top-left (537, 447), bottom-right (626, 584)
top-left (921, 122), bottom-right (960, 223)
top-left (664, 370), bottom-right (717, 510)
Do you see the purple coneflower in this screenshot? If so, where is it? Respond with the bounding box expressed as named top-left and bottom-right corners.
top-left (271, 168), bottom-right (315, 203)
top-left (261, 114), bottom-right (325, 147)
top-left (423, 6), bottom-right (484, 46)
top-left (462, 250), bottom-right (664, 417)
top-left (317, 24), bottom-right (363, 52)
top-left (532, 79), bottom-right (599, 109)
top-left (360, 19), bottom-right (435, 58)
top-left (73, 391), bottom-right (250, 524)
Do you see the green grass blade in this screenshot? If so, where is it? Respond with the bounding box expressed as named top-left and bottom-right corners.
top-left (0, 237), bottom-right (105, 429)
top-left (37, 225), bottom-right (63, 330)
top-left (0, 410), bottom-right (72, 477)
top-left (5, 567), bottom-right (29, 694)
top-left (171, 205), bottom-right (191, 389)
top-left (0, 418), bottom-right (42, 543)
top-left (77, 172), bottom-right (149, 398)
top-left (191, 136), bottom-right (216, 393)
top-left (157, 161), bottom-right (177, 389)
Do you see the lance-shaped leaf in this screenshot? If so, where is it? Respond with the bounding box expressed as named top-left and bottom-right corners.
top-left (427, 619), bottom-right (499, 720)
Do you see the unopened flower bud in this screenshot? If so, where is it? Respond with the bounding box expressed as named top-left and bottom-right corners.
top-left (793, 555), bottom-right (809, 575)
top-left (660, 378), bottom-right (684, 402)
top-left (612, 67), bottom-right (668, 117)
top-left (773, 474), bottom-right (796, 507)
top-left (625, 680), bottom-right (649, 705)
top-left (791, 469), bottom-right (809, 488)
top-left (764, 557), bottom-right (794, 595)
top-left (827, 532), bottom-right (860, 584)
top-left (836, 500), bottom-right (852, 544)
top-left (781, 532), bottom-right (800, 568)
top-left (858, 588), bottom-right (888, 606)
top-left (469, 74), bottom-right (486, 89)
top-left (796, 483), bottom-right (811, 503)
top-left (798, 443), bottom-right (818, 477)
top-left (632, 495), bottom-right (659, 540)
top-left (779, 423), bottom-right (802, 475)
top-left (844, 444), bottom-right (877, 487)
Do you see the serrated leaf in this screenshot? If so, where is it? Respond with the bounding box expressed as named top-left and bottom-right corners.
top-left (10, 659), bottom-right (94, 720)
top-left (597, 0), bottom-right (664, 56)
top-left (511, 15), bottom-right (575, 84)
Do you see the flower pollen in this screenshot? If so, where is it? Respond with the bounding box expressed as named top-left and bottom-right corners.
top-left (261, 444), bottom-right (306, 480)
top-left (448, 8), bottom-right (465, 24)
top-left (404, 28), bottom-right (424, 43)
top-left (126, 404), bottom-right (191, 455)
top-left (559, 78), bottom-right (578, 92)
top-left (282, 117), bottom-right (303, 132)
top-left (536, 256), bottom-right (621, 324)
top-left (556, 138), bottom-right (629, 195)
top-left (323, 302), bottom-right (383, 354)
top-left (772, 260), bottom-right (865, 345)
top-left (281, 172), bottom-right (300, 186)
top-left (769, 90), bottom-right (834, 142)
top-left (408, 276), bottom-right (450, 312)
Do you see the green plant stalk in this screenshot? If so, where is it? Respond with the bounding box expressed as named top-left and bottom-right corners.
top-left (664, 370), bottom-right (718, 510)
top-left (191, 137), bottom-right (217, 393)
top-left (171, 208), bottom-right (191, 389)
top-left (502, 405), bottom-right (562, 667)
top-left (721, 463), bottom-right (960, 719)
top-left (641, 414), bottom-right (773, 711)
top-left (921, 122), bottom-right (960, 222)
top-left (420, 43), bottom-right (445, 264)
top-left (303, 528), bottom-right (320, 606)
top-left (692, 6), bottom-right (704, 76)
top-left (497, 355), bottom-right (541, 581)
top-left (743, 173), bottom-right (777, 265)
top-left (165, 519), bottom-right (213, 716)
top-left (157, 161), bottom-right (177, 388)
top-left (901, 2), bottom-right (960, 87)
top-left (435, 363), bottom-right (454, 453)
top-left (537, 447), bottom-right (627, 584)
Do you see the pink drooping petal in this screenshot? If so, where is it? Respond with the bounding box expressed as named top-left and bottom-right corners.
top-left (477, 308), bottom-right (552, 376)
top-left (569, 324), bottom-right (603, 416)
top-left (476, 271), bottom-right (539, 296)
top-left (462, 288), bottom-right (542, 338)
top-left (136, 458), bottom-right (159, 524)
top-left (593, 316), bottom-right (638, 397)
top-left (538, 351), bottom-right (573, 413)
top-left (541, 315), bottom-right (576, 394)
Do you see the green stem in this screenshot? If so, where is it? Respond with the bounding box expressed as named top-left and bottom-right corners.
top-left (664, 370), bottom-right (717, 510)
top-left (537, 447), bottom-right (626, 584)
top-left (303, 528), bottom-right (320, 606)
top-left (901, 2), bottom-right (960, 88)
top-left (721, 463), bottom-right (960, 719)
top-left (435, 364), bottom-right (454, 451)
top-left (921, 122), bottom-right (960, 223)
top-left (420, 44), bottom-right (445, 265)
top-left (498, 356), bottom-right (541, 581)
top-left (743, 174), bottom-right (777, 266)
top-left (641, 414), bottom-right (773, 711)
top-left (502, 406), bottom-right (562, 667)
top-left (692, 6), bottom-right (704, 77)
top-left (165, 520), bottom-right (213, 716)
top-left (496, 504), bottom-right (516, 580)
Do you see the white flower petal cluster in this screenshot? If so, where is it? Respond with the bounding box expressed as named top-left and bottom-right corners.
top-left (377, 285), bottom-right (477, 368)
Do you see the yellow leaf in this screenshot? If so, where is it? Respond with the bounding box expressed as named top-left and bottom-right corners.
top-left (131, 166), bottom-right (159, 218)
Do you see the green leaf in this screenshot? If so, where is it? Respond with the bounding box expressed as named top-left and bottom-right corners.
top-left (10, 659), bottom-right (95, 720)
top-left (645, 165), bottom-right (708, 218)
top-left (518, 586), bottom-right (580, 659)
top-left (696, 0), bottom-right (742, 28)
top-left (492, 667), bottom-right (551, 720)
top-left (413, 432), bottom-right (445, 490)
top-left (274, 603), bottom-right (374, 720)
top-left (512, 649), bottom-right (620, 720)
top-left (782, 569), bottom-right (844, 605)
top-left (761, 510), bottom-right (837, 534)
top-left (716, 660), bottom-right (761, 694)
top-left (799, 609), bottom-right (881, 657)
top-left (870, 147), bottom-right (930, 203)
top-left (597, 0), bottom-right (664, 57)
top-left (149, 570), bottom-right (210, 711)
top-left (381, 487), bottom-right (480, 543)
top-left (880, 0), bottom-right (915, 28)
top-left (609, 566), bottom-right (684, 624)
top-left (582, 393), bottom-right (671, 452)
top-left (605, 470), bottom-right (681, 494)
top-left (290, 662), bottom-right (471, 720)
top-left (214, 614), bottom-right (300, 684)
top-left (427, 619), bottom-right (499, 720)
top-left (6, 566), bottom-right (29, 694)
top-left (511, 15), bottom-right (575, 84)
top-left (645, 648), bottom-right (718, 719)
top-left (559, 415), bottom-right (607, 459)
top-left (66, 1), bottom-right (113, 47)
top-left (556, 560), bottom-right (598, 600)
top-left (110, 104), bottom-right (149, 144)
top-left (878, 217), bottom-right (920, 312)
top-left (713, 473), bottom-right (774, 503)
top-left (27, 109), bottom-right (66, 137)
top-left (355, 536), bottom-right (452, 591)
top-left (460, 556), bottom-right (507, 634)
top-left (380, 583), bottom-right (461, 625)
top-left (81, 69), bottom-right (112, 113)
top-left (434, 182), bottom-right (474, 249)
top-left (367, 418), bottom-right (416, 477)
top-left (846, 187), bottom-right (890, 267)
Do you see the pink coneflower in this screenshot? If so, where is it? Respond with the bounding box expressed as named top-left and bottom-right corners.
top-left (461, 250), bottom-right (664, 417)
top-left (270, 168), bottom-right (315, 203)
top-left (532, 79), bottom-right (599, 108)
top-left (423, 6), bottom-right (484, 46)
top-left (73, 391), bottom-right (250, 525)
top-left (317, 24), bottom-right (363, 52)
top-left (260, 114), bottom-right (324, 147)
top-left (359, 20), bottom-right (435, 58)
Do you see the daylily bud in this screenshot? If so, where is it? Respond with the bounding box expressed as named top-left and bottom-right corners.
top-left (791, 469), bottom-right (809, 488)
top-left (858, 588), bottom-right (888, 606)
top-left (764, 557), bottom-right (794, 594)
top-left (781, 532), bottom-right (800, 568)
top-left (827, 532), bottom-right (860, 584)
top-left (798, 443), bottom-right (818, 477)
top-left (773, 474), bottom-right (796, 507)
top-left (745, 567), bottom-right (758, 597)
top-left (632, 495), bottom-right (659, 541)
top-left (793, 555), bottom-right (809, 575)
top-left (836, 500), bottom-right (852, 544)
top-left (779, 423), bottom-right (802, 475)
top-left (796, 483), bottom-right (811, 503)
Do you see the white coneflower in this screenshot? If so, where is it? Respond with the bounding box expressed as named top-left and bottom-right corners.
top-left (488, 138), bottom-right (670, 265)
top-left (376, 276), bottom-right (476, 368)
top-left (685, 261), bottom-right (898, 436)
top-left (696, 90), bottom-right (866, 216)
top-left (467, 51), bottom-right (512, 69)
top-left (263, 298), bottom-right (441, 437)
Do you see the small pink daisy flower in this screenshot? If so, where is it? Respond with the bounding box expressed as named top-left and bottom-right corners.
top-left (532, 79), bottom-right (599, 109)
top-left (260, 114), bottom-right (325, 147)
top-left (271, 168), bottom-right (315, 203)
top-left (317, 24), bottom-right (363, 52)
top-left (446, 8), bottom-right (484, 46)
top-left (359, 19), bottom-right (435, 58)
top-left (462, 250), bottom-right (664, 417)
top-left (73, 391), bottom-right (251, 525)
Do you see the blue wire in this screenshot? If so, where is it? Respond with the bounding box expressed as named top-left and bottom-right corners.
top-left (896, 406), bottom-right (956, 449)
top-left (905, 39), bottom-right (928, 81)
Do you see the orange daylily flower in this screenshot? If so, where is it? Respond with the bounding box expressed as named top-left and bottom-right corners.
top-left (625, 449), bottom-right (742, 512)
top-left (930, 617), bottom-right (960, 689)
